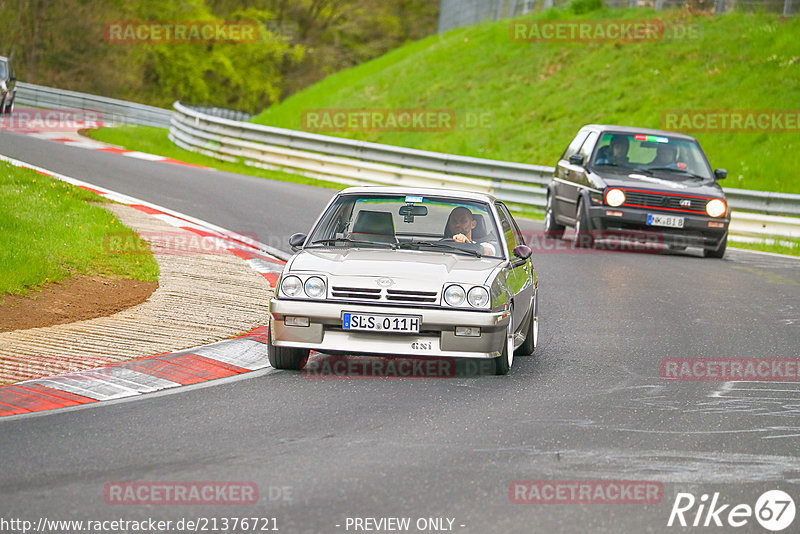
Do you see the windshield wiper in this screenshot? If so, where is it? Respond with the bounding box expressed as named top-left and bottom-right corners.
top-left (646, 167), bottom-right (707, 180)
top-left (399, 241), bottom-right (482, 258)
top-left (310, 237), bottom-right (396, 249)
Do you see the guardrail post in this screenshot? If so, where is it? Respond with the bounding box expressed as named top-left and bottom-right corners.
top-left (714, 0), bottom-right (726, 14)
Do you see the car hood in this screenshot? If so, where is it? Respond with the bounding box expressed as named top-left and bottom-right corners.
top-left (287, 248), bottom-right (504, 289)
top-left (590, 168), bottom-right (725, 197)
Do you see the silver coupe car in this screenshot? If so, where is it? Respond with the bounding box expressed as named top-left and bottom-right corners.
top-left (268, 187), bottom-right (539, 375)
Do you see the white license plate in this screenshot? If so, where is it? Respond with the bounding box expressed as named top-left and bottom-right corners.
top-left (647, 214), bottom-right (684, 228)
top-left (343, 313), bottom-right (420, 333)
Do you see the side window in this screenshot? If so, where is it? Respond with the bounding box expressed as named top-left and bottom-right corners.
top-left (560, 130), bottom-right (589, 160)
top-left (578, 132), bottom-right (599, 162)
top-left (496, 203), bottom-right (523, 254)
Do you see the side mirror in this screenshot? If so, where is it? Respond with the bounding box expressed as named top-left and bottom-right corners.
top-left (568, 154), bottom-right (585, 166)
top-left (289, 233), bottom-right (306, 251)
top-left (714, 169), bottom-right (727, 180)
top-left (513, 245), bottom-right (532, 260)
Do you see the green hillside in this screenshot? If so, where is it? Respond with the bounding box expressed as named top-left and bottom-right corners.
top-left (252, 8), bottom-right (800, 194)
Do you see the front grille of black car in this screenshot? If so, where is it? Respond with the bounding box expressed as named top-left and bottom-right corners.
top-left (330, 286), bottom-right (439, 305)
top-left (622, 190), bottom-right (707, 213)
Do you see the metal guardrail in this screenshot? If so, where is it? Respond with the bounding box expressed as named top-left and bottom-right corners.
top-left (15, 82), bottom-right (172, 128)
top-left (169, 102), bottom-right (800, 236)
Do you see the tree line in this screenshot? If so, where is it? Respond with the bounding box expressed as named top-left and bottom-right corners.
top-left (0, 0), bottom-right (439, 113)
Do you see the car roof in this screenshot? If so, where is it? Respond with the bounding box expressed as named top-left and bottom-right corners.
top-left (580, 124), bottom-right (697, 142)
top-left (336, 186), bottom-right (499, 204)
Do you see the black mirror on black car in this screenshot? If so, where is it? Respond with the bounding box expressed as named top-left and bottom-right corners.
top-left (513, 245), bottom-right (532, 260)
top-left (289, 233), bottom-right (307, 250)
top-left (714, 169), bottom-right (727, 180)
top-left (568, 154), bottom-right (585, 166)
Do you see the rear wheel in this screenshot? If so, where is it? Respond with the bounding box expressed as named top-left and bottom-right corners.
top-left (703, 234), bottom-right (727, 259)
top-left (268, 336), bottom-right (309, 370)
top-left (544, 194), bottom-right (565, 239)
top-left (573, 198), bottom-right (594, 248)
top-left (517, 292), bottom-right (538, 356)
top-left (494, 307), bottom-right (515, 375)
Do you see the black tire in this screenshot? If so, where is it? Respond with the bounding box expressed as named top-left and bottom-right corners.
top-left (703, 234), bottom-right (727, 259)
top-left (268, 337), bottom-right (309, 370)
top-left (494, 307), bottom-right (514, 375)
top-left (0, 95), bottom-right (6, 115)
top-left (573, 198), bottom-right (594, 249)
top-left (6, 95), bottom-right (13, 114)
top-left (516, 292), bottom-right (538, 356)
top-left (544, 194), bottom-right (565, 239)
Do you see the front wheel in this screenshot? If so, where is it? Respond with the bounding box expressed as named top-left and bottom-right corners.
top-left (544, 194), bottom-right (565, 239)
top-left (516, 292), bottom-right (538, 356)
top-left (268, 336), bottom-right (309, 370)
top-left (494, 308), bottom-right (515, 375)
top-left (703, 234), bottom-right (727, 259)
top-left (573, 199), bottom-right (594, 249)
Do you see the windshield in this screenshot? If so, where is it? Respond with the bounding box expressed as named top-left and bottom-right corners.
top-left (590, 132), bottom-right (712, 180)
top-left (0, 61), bottom-right (6, 79)
top-left (306, 194), bottom-right (504, 258)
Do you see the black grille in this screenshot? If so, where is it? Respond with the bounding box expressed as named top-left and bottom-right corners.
top-left (622, 191), bottom-right (706, 212)
top-left (330, 286), bottom-right (439, 304)
top-left (386, 289), bottom-right (438, 303)
top-left (332, 286), bottom-right (381, 299)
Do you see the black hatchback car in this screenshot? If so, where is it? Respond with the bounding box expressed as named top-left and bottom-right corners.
top-left (0, 56), bottom-right (16, 114)
top-left (545, 125), bottom-right (730, 258)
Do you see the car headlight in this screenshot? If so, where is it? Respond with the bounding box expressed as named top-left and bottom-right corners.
top-left (706, 199), bottom-right (726, 218)
top-left (304, 276), bottom-right (326, 299)
top-left (605, 188), bottom-right (626, 207)
top-left (444, 285), bottom-right (466, 307)
top-left (467, 287), bottom-right (490, 308)
top-left (281, 275), bottom-right (303, 297)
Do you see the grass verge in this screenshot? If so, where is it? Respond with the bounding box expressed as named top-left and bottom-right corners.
top-left (251, 8), bottom-right (800, 194)
top-left (0, 161), bottom-right (160, 297)
top-left (729, 236), bottom-right (800, 257)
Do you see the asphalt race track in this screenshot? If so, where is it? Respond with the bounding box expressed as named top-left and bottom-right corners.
top-left (1, 130), bottom-right (799, 533)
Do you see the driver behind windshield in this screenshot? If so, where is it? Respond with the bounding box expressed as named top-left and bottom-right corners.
top-left (444, 207), bottom-right (497, 256)
top-left (648, 143), bottom-right (680, 169)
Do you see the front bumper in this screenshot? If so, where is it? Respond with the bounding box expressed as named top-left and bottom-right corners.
top-left (588, 205), bottom-right (729, 249)
top-left (269, 299), bottom-right (510, 359)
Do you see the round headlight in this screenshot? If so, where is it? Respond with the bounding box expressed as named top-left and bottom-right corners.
top-left (706, 199), bottom-right (726, 218)
top-left (281, 275), bottom-right (303, 297)
top-left (304, 276), bottom-right (326, 299)
top-left (606, 188), bottom-right (626, 207)
top-left (467, 286), bottom-right (490, 308)
top-left (444, 285), bottom-right (466, 307)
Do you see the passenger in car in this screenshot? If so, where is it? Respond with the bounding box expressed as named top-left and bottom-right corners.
top-left (595, 136), bottom-right (630, 167)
